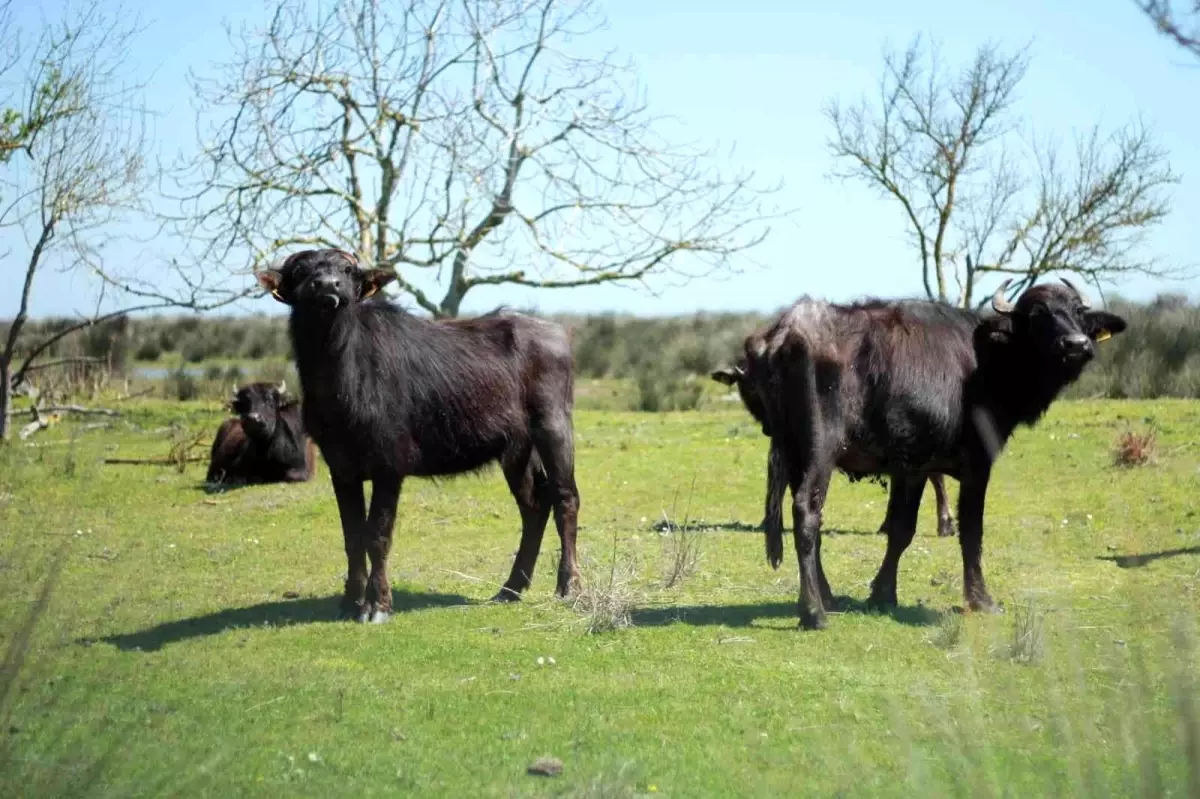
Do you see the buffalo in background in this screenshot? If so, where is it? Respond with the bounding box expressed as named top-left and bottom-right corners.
top-left (206, 381), bottom-right (317, 487)
top-left (711, 363), bottom-right (956, 539)
top-left (741, 279), bottom-right (1126, 629)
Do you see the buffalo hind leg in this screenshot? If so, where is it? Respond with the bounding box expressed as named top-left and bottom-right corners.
top-left (536, 417), bottom-right (581, 598)
top-left (790, 462), bottom-right (834, 630)
top-left (808, 476), bottom-right (836, 612)
top-left (331, 474), bottom-right (368, 620)
top-left (494, 446), bottom-right (553, 602)
top-left (932, 475), bottom-right (955, 537)
top-left (361, 473), bottom-right (402, 623)
top-left (868, 474), bottom-right (925, 609)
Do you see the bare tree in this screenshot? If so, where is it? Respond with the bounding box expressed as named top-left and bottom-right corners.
top-left (1139, 0), bottom-right (1200, 58)
top-left (1, 2), bottom-right (239, 440)
top-left (179, 0), bottom-right (780, 318)
top-left (824, 36), bottom-right (1178, 308)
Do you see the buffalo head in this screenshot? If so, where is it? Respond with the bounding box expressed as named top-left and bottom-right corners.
top-left (981, 277), bottom-right (1127, 375)
top-left (256, 249), bottom-right (396, 314)
top-left (229, 381), bottom-right (290, 441)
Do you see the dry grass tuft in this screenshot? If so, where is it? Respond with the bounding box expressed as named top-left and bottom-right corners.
top-left (1113, 425), bottom-right (1158, 468)
top-left (571, 536), bottom-right (638, 634)
top-left (1008, 597), bottom-right (1046, 665)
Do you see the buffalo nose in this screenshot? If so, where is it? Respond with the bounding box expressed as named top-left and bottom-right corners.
top-left (247, 412), bottom-right (262, 423)
top-left (1060, 333), bottom-right (1093, 357)
top-left (315, 276), bottom-right (342, 292)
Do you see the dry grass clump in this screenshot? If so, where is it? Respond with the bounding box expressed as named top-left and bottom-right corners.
top-left (1112, 425), bottom-right (1158, 468)
top-left (571, 538), bottom-right (639, 634)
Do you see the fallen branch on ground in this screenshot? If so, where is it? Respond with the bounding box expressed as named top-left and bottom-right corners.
top-left (103, 455), bottom-right (207, 466)
top-left (5, 405), bottom-right (121, 418)
top-left (19, 414), bottom-right (61, 440)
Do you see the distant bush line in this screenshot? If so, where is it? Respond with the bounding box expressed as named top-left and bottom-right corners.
top-left (4, 293), bottom-right (1200, 408)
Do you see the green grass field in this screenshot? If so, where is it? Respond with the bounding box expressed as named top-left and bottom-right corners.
top-left (1, 397), bottom-right (1198, 797)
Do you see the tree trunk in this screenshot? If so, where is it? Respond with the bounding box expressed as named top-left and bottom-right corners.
top-left (0, 362), bottom-right (12, 442)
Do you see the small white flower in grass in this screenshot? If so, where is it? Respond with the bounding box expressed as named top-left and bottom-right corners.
top-left (1086, 514), bottom-right (1093, 521)
top-left (547, 656), bottom-right (556, 665)
top-left (307, 752), bottom-right (320, 763)
top-left (536, 656), bottom-right (545, 666)
top-left (1061, 519), bottom-right (1069, 526)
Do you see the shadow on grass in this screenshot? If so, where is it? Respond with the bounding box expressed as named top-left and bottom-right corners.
top-left (645, 520), bottom-right (884, 536)
top-left (1097, 546), bottom-right (1200, 569)
top-left (97, 588), bottom-right (472, 652)
top-left (631, 595), bottom-right (941, 629)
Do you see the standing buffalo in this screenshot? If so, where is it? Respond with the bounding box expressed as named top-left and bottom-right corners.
top-left (711, 363), bottom-right (956, 539)
top-left (742, 279), bottom-right (1125, 629)
top-left (206, 381), bottom-right (317, 486)
top-left (256, 249), bottom-right (581, 623)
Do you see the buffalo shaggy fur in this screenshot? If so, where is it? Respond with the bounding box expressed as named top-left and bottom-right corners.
top-left (206, 381), bottom-right (316, 486)
top-left (743, 280), bottom-right (1126, 629)
top-left (257, 248), bottom-right (581, 623)
top-left (710, 364), bottom-right (956, 545)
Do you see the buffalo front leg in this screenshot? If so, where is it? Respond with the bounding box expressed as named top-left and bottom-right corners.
top-left (957, 472), bottom-right (1000, 613)
top-left (362, 473), bottom-right (402, 623)
top-left (868, 474), bottom-right (925, 609)
top-left (932, 474), bottom-right (956, 537)
top-left (331, 474), bottom-right (368, 620)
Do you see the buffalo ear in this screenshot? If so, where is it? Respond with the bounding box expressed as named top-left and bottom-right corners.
top-left (257, 270), bottom-right (289, 304)
top-left (1084, 310), bottom-right (1126, 343)
top-left (977, 316), bottom-right (1013, 348)
top-left (710, 367), bottom-right (742, 386)
top-left (360, 268), bottom-right (397, 300)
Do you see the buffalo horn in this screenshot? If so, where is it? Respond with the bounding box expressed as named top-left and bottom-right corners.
top-left (1059, 276), bottom-right (1092, 310)
top-left (991, 279), bottom-right (1015, 315)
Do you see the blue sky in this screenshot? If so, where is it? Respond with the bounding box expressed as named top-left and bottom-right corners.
top-left (4, 0), bottom-right (1198, 319)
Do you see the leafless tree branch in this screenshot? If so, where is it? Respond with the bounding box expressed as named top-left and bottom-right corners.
top-left (1138, 0), bottom-right (1200, 58)
top-left (1, 2), bottom-right (245, 440)
top-left (823, 35), bottom-right (1177, 308)
top-left (176, 0), bottom-right (785, 317)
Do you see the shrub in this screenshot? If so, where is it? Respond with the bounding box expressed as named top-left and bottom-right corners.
top-left (166, 368), bottom-right (199, 401)
top-left (134, 340), bottom-right (162, 361)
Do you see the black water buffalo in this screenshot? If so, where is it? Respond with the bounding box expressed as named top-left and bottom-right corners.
top-left (742, 279), bottom-right (1126, 629)
top-left (206, 381), bottom-right (316, 486)
top-left (256, 249), bottom-right (581, 623)
top-left (711, 364), bottom-right (956, 539)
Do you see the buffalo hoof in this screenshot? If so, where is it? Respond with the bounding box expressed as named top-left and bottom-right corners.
top-left (938, 521), bottom-right (957, 538)
top-left (967, 597), bottom-right (1004, 615)
top-left (490, 587), bottom-right (523, 603)
top-left (353, 607), bottom-right (391, 624)
top-left (798, 611), bottom-right (827, 631)
top-left (867, 590), bottom-right (898, 612)
top-left (555, 573), bottom-right (582, 599)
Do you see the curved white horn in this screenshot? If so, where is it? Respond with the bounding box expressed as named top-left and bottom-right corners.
top-left (991, 279), bottom-right (1015, 315)
top-left (1059, 276), bottom-right (1092, 310)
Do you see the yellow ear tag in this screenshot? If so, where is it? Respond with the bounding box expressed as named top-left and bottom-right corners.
top-left (271, 290), bottom-right (284, 302)
top-left (1095, 329), bottom-right (1111, 343)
